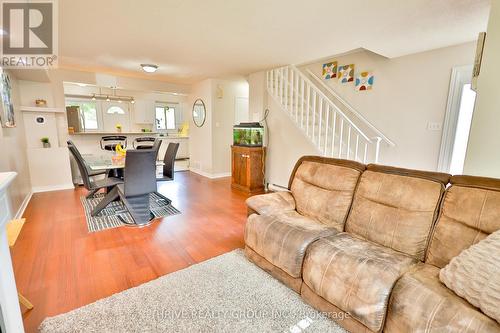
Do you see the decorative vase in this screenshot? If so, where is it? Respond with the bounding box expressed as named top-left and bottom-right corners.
top-left (42, 142), bottom-right (51, 148)
top-left (116, 128), bottom-right (122, 133)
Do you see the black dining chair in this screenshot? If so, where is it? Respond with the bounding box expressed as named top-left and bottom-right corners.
top-left (151, 139), bottom-right (162, 159)
top-left (67, 140), bottom-right (107, 177)
top-left (157, 142), bottom-right (179, 181)
top-left (133, 137), bottom-right (156, 149)
top-left (67, 141), bottom-right (123, 198)
top-left (91, 148), bottom-right (171, 226)
top-left (100, 135), bottom-right (127, 151)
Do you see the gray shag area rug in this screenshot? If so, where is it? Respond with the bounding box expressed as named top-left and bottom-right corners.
top-left (39, 250), bottom-right (348, 333)
top-left (81, 192), bottom-right (180, 233)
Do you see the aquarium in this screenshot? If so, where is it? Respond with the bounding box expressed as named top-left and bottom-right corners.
top-left (233, 122), bottom-right (264, 147)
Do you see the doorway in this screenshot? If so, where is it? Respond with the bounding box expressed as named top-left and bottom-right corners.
top-left (438, 66), bottom-right (477, 175)
top-left (234, 97), bottom-right (249, 125)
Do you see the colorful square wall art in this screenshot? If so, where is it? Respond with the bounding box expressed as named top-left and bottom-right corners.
top-left (338, 64), bottom-right (355, 83)
top-left (355, 71), bottom-right (374, 91)
top-left (322, 61), bottom-right (338, 80)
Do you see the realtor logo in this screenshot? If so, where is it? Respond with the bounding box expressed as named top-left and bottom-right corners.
top-left (1, 0), bottom-right (58, 68)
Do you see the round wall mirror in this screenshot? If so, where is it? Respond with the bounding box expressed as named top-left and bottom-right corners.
top-left (192, 99), bottom-right (206, 127)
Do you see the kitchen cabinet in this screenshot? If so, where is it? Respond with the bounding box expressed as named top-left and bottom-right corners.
top-left (158, 137), bottom-right (189, 160)
top-left (231, 146), bottom-right (265, 194)
top-left (133, 100), bottom-right (155, 124)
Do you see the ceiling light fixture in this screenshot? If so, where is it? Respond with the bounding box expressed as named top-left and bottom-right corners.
top-left (65, 87), bottom-right (135, 104)
top-left (140, 64), bottom-right (158, 73)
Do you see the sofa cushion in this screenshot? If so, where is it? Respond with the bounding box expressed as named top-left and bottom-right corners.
top-left (289, 156), bottom-right (365, 231)
top-left (427, 175), bottom-right (500, 268)
top-left (439, 229), bottom-right (500, 324)
top-left (245, 191), bottom-right (295, 216)
top-left (385, 264), bottom-right (500, 332)
top-left (346, 164), bottom-right (449, 261)
top-left (244, 212), bottom-right (337, 278)
top-left (302, 233), bottom-right (417, 332)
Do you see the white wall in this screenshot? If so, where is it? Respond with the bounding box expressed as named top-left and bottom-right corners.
top-left (248, 71), bottom-right (318, 187)
top-left (249, 42), bottom-right (476, 186)
top-left (248, 72), bottom-right (267, 122)
top-left (16, 79), bottom-right (74, 192)
top-left (188, 78), bottom-right (249, 177)
top-left (0, 74), bottom-right (32, 218)
top-left (188, 79), bottom-right (213, 175)
top-left (464, 2), bottom-right (500, 177)
top-left (265, 97), bottom-right (319, 187)
top-left (212, 79), bottom-right (249, 175)
top-left (301, 42), bottom-right (476, 170)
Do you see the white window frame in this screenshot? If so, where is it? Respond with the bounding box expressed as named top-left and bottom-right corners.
top-left (155, 102), bottom-right (178, 132)
top-left (65, 98), bottom-right (103, 132)
top-left (106, 105), bottom-right (126, 114)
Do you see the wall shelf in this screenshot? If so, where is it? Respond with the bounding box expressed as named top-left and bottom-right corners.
top-left (20, 106), bottom-right (64, 113)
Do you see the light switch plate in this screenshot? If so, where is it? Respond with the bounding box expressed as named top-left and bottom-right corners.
top-left (427, 122), bottom-right (442, 131)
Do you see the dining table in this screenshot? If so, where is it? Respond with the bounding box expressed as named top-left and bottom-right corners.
top-left (83, 152), bottom-right (164, 171)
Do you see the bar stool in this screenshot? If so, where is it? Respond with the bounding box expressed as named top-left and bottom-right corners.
top-left (100, 135), bottom-right (127, 151)
top-left (133, 137), bottom-right (156, 149)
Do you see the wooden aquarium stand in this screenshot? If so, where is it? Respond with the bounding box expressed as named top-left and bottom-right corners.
top-left (231, 146), bottom-right (266, 194)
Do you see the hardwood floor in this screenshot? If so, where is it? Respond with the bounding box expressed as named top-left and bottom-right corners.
top-left (10, 172), bottom-right (251, 333)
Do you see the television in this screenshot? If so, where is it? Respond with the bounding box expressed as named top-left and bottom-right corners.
top-left (233, 122), bottom-right (264, 147)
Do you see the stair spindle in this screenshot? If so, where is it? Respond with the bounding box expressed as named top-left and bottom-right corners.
top-left (301, 79), bottom-right (305, 129)
top-left (331, 112), bottom-right (337, 157)
top-left (312, 91), bottom-right (316, 141)
top-left (306, 83), bottom-right (310, 136)
top-left (347, 125), bottom-right (352, 159)
top-left (324, 104), bottom-right (330, 156)
top-left (339, 119), bottom-right (344, 158)
top-left (295, 70), bottom-right (299, 121)
top-left (318, 98), bottom-right (323, 146)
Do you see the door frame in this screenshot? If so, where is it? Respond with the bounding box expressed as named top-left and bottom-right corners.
top-left (437, 65), bottom-right (473, 173)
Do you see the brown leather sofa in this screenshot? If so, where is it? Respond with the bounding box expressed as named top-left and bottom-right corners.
top-left (244, 156), bottom-right (500, 333)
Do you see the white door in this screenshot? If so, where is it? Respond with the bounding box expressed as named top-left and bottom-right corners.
top-left (101, 102), bottom-right (131, 132)
top-left (234, 97), bottom-right (249, 125)
top-left (438, 66), bottom-right (477, 174)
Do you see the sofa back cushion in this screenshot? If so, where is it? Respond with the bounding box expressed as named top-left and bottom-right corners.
top-left (289, 156), bottom-right (365, 231)
top-left (345, 164), bottom-right (450, 261)
top-left (426, 175), bottom-right (500, 268)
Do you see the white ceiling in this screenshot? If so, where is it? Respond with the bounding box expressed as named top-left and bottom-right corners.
top-left (59, 0), bottom-right (490, 84)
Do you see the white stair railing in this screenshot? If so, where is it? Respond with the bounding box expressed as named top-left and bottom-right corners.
top-left (266, 65), bottom-right (388, 163)
top-left (304, 68), bottom-right (395, 147)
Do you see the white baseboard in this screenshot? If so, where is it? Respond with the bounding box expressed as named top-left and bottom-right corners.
top-left (32, 183), bottom-right (75, 193)
top-left (189, 168), bottom-right (231, 179)
top-left (14, 191), bottom-right (33, 219)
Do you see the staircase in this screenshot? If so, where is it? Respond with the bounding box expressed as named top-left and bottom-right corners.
top-left (266, 65), bottom-right (394, 163)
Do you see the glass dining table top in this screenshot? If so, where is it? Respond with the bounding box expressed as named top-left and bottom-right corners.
top-left (83, 152), bottom-right (163, 171)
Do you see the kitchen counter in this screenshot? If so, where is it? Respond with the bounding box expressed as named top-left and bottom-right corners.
top-left (69, 132), bottom-right (189, 139)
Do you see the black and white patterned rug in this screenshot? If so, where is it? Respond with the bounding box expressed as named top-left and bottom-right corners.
top-left (81, 193), bottom-right (181, 233)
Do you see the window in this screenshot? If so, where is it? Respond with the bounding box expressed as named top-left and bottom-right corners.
top-left (107, 106), bottom-right (125, 114)
top-left (155, 105), bottom-right (176, 130)
top-left (66, 101), bottom-right (99, 130)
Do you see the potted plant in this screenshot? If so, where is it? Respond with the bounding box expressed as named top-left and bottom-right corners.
top-left (41, 137), bottom-right (50, 148)
top-left (116, 124), bottom-right (122, 133)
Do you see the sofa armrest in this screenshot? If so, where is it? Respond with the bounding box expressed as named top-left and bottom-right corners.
top-left (245, 191), bottom-right (296, 216)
